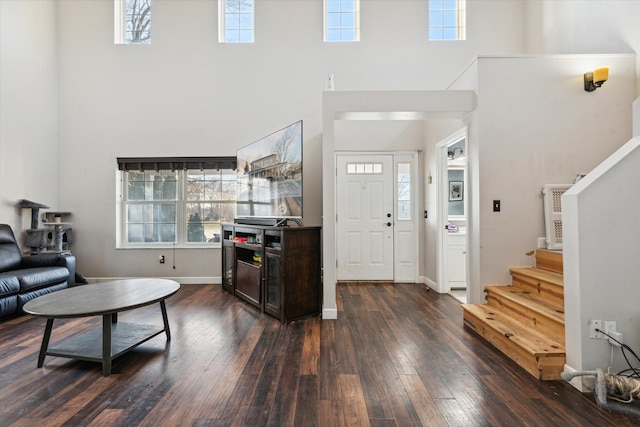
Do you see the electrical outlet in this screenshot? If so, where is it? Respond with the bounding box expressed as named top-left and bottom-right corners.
top-left (605, 321), bottom-right (619, 345)
top-left (326, 73), bottom-right (335, 91)
top-left (589, 319), bottom-right (602, 339)
top-left (604, 320), bottom-right (616, 336)
top-left (159, 255), bottom-right (165, 264)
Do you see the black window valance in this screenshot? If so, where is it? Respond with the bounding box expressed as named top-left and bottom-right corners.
top-left (117, 156), bottom-right (237, 172)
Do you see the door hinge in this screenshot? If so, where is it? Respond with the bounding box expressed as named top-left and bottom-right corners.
top-left (336, 259), bottom-right (338, 268)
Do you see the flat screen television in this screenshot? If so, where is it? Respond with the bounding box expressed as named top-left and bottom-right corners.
top-left (236, 120), bottom-right (303, 220)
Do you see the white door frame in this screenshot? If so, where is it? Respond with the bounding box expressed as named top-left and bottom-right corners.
top-left (335, 151), bottom-right (419, 283)
top-left (436, 128), bottom-right (468, 294)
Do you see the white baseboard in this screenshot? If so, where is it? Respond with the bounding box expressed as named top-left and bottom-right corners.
top-left (422, 276), bottom-right (439, 292)
top-left (86, 277), bottom-right (220, 285)
top-left (322, 307), bottom-right (338, 320)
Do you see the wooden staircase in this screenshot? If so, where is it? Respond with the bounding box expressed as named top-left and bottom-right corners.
top-left (461, 250), bottom-right (566, 380)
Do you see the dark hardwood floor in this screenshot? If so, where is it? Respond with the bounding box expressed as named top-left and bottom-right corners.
top-left (1, 283), bottom-right (637, 426)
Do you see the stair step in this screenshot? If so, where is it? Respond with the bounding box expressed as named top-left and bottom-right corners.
top-left (485, 285), bottom-right (565, 345)
top-left (462, 304), bottom-right (566, 380)
top-left (535, 249), bottom-right (563, 274)
top-left (510, 267), bottom-right (564, 306)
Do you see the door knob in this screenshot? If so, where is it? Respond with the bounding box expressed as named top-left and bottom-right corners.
top-left (386, 222), bottom-right (392, 227)
top-left (387, 213), bottom-right (391, 218)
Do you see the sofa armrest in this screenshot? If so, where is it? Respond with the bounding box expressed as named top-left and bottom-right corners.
top-left (22, 253), bottom-right (76, 287)
top-left (58, 254), bottom-right (76, 287)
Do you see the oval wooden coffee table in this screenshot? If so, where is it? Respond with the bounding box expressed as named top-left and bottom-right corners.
top-left (23, 278), bottom-right (180, 376)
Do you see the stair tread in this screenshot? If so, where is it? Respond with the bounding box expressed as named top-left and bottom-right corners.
top-left (485, 285), bottom-right (564, 323)
top-left (510, 267), bottom-right (564, 287)
top-left (461, 303), bottom-right (565, 356)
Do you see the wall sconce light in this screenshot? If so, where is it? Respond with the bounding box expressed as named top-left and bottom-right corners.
top-left (584, 67), bottom-right (609, 92)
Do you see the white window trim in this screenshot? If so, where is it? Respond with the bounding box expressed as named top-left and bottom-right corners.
top-left (218, 0), bottom-right (227, 43)
top-left (114, 0), bottom-right (152, 45)
top-left (218, 0), bottom-right (255, 43)
top-left (429, 0), bottom-right (466, 41)
top-left (114, 0), bottom-right (126, 44)
top-left (323, 0), bottom-right (361, 42)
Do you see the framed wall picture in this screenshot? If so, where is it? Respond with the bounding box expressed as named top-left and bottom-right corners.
top-left (449, 181), bottom-right (463, 201)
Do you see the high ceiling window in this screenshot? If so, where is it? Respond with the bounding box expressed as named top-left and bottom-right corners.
top-left (114, 0), bottom-right (151, 44)
top-left (324, 0), bottom-right (360, 42)
top-left (219, 0), bottom-right (255, 43)
top-left (429, 0), bottom-right (466, 41)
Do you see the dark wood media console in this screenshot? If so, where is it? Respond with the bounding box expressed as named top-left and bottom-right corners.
top-left (221, 223), bottom-right (321, 323)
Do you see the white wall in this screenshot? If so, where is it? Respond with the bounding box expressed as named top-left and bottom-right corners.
top-left (334, 121), bottom-right (424, 152)
top-left (525, 0), bottom-right (640, 96)
top-left (322, 91), bottom-right (476, 318)
top-left (422, 119), bottom-right (467, 287)
top-left (6, 0), bottom-right (639, 326)
top-left (449, 54), bottom-right (636, 303)
top-left (0, 0), bottom-right (58, 235)
top-left (634, 97), bottom-right (640, 137)
top-left (54, 0), bottom-right (526, 281)
top-left (563, 137), bottom-right (640, 378)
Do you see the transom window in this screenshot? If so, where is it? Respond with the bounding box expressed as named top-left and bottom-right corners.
top-left (324, 0), bottom-right (360, 42)
top-left (429, 0), bottom-right (466, 41)
top-left (118, 157), bottom-right (237, 247)
top-left (219, 0), bottom-right (255, 43)
top-left (346, 162), bottom-right (383, 174)
top-left (114, 0), bottom-right (151, 44)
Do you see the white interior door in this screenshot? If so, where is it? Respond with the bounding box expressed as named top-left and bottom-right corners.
top-left (336, 154), bottom-right (394, 281)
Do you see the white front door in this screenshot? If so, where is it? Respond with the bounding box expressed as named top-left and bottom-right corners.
top-left (336, 154), bottom-right (394, 281)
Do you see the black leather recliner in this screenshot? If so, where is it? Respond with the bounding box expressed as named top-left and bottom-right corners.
top-left (0, 224), bottom-right (75, 319)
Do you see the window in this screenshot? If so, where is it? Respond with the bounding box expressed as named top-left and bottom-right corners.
top-left (346, 162), bottom-right (383, 174)
top-left (118, 157), bottom-right (237, 247)
top-left (324, 0), bottom-right (360, 42)
top-left (429, 0), bottom-right (465, 41)
top-left (219, 0), bottom-right (255, 43)
top-left (397, 163), bottom-right (411, 220)
top-left (185, 169), bottom-right (237, 243)
top-left (114, 0), bottom-right (151, 44)
top-left (125, 170), bottom-right (178, 243)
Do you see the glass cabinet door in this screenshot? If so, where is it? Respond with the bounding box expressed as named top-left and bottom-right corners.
top-left (265, 253), bottom-right (280, 314)
top-left (223, 244), bottom-right (234, 291)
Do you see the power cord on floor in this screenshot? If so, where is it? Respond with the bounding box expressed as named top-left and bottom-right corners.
top-left (591, 327), bottom-right (640, 404)
top-left (595, 328), bottom-right (640, 378)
